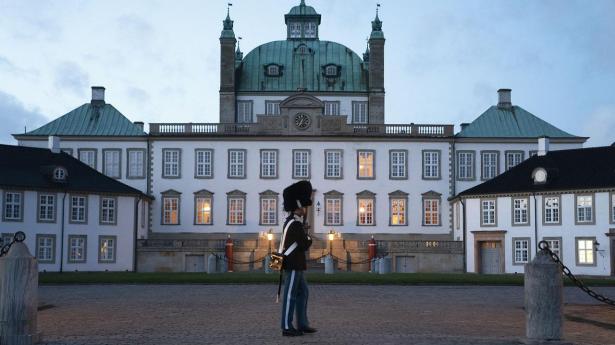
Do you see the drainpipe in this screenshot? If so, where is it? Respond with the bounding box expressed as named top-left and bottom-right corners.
top-left (461, 198), bottom-right (467, 273)
top-left (533, 192), bottom-right (538, 260)
top-left (59, 192), bottom-right (67, 273)
top-left (133, 197), bottom-right (141, 272)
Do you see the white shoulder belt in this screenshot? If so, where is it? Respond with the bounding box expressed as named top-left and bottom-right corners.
top-left (278, 219), bottom-right (298, 256)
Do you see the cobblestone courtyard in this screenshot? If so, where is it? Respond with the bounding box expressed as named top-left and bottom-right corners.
top-left (38, 284), bottom-right (615, 345)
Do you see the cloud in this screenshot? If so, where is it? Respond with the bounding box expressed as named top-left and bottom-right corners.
top-left (127, 86), bottom-right (150, 104)
top-left (0, 91), bottom-right (48, 144)
top-left (581, 106), bottom-right (615, 147)
top-left (54, 61), bottom-right (90, 97)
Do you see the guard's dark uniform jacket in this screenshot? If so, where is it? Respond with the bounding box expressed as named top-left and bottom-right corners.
top-left (281, 215), bottom-right (312, 271)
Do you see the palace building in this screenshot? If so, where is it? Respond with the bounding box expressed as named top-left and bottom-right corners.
top-left (9, 1), bottom-right (587, 273)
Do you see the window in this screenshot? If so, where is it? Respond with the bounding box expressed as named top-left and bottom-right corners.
top-left (266, 65), bottom-right (280, 77)
top-left (389, 192), bottom-right (408, 226)
top-left (325, 65), bottom-right (337, 77)
top-left (481, 199), bottom-right (496, 226)
top-left (543, 238), bottom-right (561, 258)
top-left (513, 238), bottom-right (530, 264)
top-left (194, 191), bottom-right (213, 225)
top-left (304, 22), bottom-right (317, 38)
top-left (195, 149), bottom-right (213, 178)
top-left (36, 234), bottom-right (55, 263)
top-left (576, 195), bottom-right (594, 224)
top-left (53, 167), bottom-right (67, 181)
top-left (352, 102), bottom-right (368, 124)
top-left (127, 149), bottom-right (145, 178)
top-left (228, 149), bottom-right (246, 178)
top-left (576, 238), bottom-right (595, 265)
top-left (512, 198), bottom-right (529, 225)
top-left (227, 191), bottom-right (246, 225)
top-left (389, 150), bottom-right (407, 179)
top-left (325, 194), bottom-right (343, 226)
top-left (323, 101), bottom-right (340, 116)
top-left (457, 151), bottom-right (474, 180)
top-left (103, 149), bottom-right (121, 178)
top-left (78, 149), bottom-right (97, 170)
top-left (265, 101), bottom-right (281, 115)
top-left (70, 195), bottom-right (87, 223)
top-left (357, 151), bottom-right (375, 179)
top-left (422, 151), bottom-right (440, 179)
top-left (162, 195), bottom-right (180, 225)
top-left (3, 191), bottom-right (22, 221)
top-left (237, 101), bottom-right (253, 123)
top-left (543, 196), bottom-right (560, 224)
top-left (162, 149), bottom-right (181, 178)
top-left (289, 22), bottom-right (301, 38)
top-left (99, 236), bottom-right (116, 263)
top-left (481, 151), bottom-right (499, 180)
top-left (358, 198), bottom-right (375, 226)
top-left (68, 235), bottom-right (86, 263)
top-left (260, 194), bottom-right (278, 225)
top-left (423, 199), bottom-right (440, 226)
top-left (293, 150), bottom-right (310, 179)
top-left (260, 150), bottom-right (278, 178)
top-left (324, 150), bottom-right (342, 179)
top-left (505, 151), bottom-right (524, 171)
top-left (100, 196), bottom-right (117, 225)
top-left (38, 193), bottom-right (56, 222)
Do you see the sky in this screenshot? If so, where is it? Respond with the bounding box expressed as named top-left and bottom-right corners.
top-left (0, 0), bottom-right (614, 146)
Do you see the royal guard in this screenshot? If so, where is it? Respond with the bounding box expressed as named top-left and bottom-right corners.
top-left (279, 180), bottom-right (317, 337)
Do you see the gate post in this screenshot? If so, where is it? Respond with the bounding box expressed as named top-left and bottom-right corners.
top-left (524, 248), bottom-right (563, 342)
top-left (0, 241), bottom-right (40, 345)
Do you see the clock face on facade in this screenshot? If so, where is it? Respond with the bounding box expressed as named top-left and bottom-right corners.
top-left (294, 113), bottom-right (312, 130)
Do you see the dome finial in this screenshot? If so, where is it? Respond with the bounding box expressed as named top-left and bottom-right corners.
top-left (235, 37), bottom-right (243, 60)
top-left (363, 37), bottom-right (370, 61)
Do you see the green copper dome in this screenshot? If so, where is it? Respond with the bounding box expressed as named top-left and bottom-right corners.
top-left (288, 2), bottom-right (318, 16)
top-left (236, 40), bottom-right (368, 93)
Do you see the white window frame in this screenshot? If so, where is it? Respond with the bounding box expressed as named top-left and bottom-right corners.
top-left (325, 65), bottom-right (337, 76)
top-left (195, 196), bottom-right (213, 225)
top-left (352, 101), bottom-right (368, 124)
top-left (576, 237), bottom-right (596, 266)
top-left (293, 150), bottom-right (310, 179)
top-left (289, 22), bottom-right (302, 38)
top-left (357, 198), bottom-right (375, 226)
top-left (304, 22), bottom-right (317, 38)
top-left (423, 199), bottom-right (440, 226)
top-left (162, 149), bottom-right (181, 178)
top-left (68, 235), bottom-right (86, 263)
top-left (323, 101), bottom-right (340, 116)
top-left (357, 150), bottom-right (375, 179)
top-left (543, 238), bottom-right (562, 259)
top-left (195, 149), bottom-right (213, 178)
top-left (3, 191), bottom-right (23, 221)
top-left (162, 196), bottom-right (180, 225)
top-left (422, 150), bottom-right (440, 180)
top-left (228, 198), bottom-right (245, 225)
top-left (38, 193), bottom-right (55, 223)
top-left (260, 150), bottom-right (278, 179)
top-left (102, 149), bottom-right (121, 178)
top-left (100, 196), bottom-right (117, 225)
top-left (543, 196), bottom-right (561, 225)
top-left (575, 195), bottom-right (594, 224)
top-left (228, 149), bottom-right (246, 179)
top-left (265, 101), bottom-right (281, 115)
top-left (457, 151), bottom-right (474, 180)
top-left (237, 101), bottom-right (253, 123)
top-left (69, 195), bottom-right (87, 224)
top-left (505, 151), bottom-right (524, 171)
top-left (78, 149), bottom-right (97, 170)
top-left (260, 198), bottom-right (277, 225)
top-left (127, 149), bottom-right (145, 179)
top-left (512, 198), bottom-right (529, 225)
top-left (266, 65), bottom-right (280, 77)
top-left (513, 238), bottom-right (530, 265)
top-left (481, 151), bottom-right (499, 180)
top-left (389, 150), bottom-right (407, 179)
top-left (325, 150), bottom-right (342, 179)
top-left (390, 198), bottom-right (407, 226)
top-left (98, 236), bottom-right (116, 263)
top-left (481, 199), bottom-right (496, 226)
top-left (325, 197), bottom-right (342, 226)
top-left (36, 234), bottom-right (55, 263)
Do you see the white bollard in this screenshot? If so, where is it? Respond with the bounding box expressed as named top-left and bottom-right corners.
top-left (324, 255), bottom-right (334, 274)
top-left (0, 242), bottom-right (40, 345)
top-left (525, 249), bottom-right (564, 342)
top-left (207, 254), bottom-right (217, 274)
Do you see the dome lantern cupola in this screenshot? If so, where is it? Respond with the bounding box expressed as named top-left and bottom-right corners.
top-left (285, 0), bottom-right (321, 40)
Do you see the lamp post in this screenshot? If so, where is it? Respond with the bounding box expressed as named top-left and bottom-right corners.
top-left (328, 230), bottom-right (335, 255)
top-left (325, 229), bottom-right (336, 274)
top-left (267, 228), bottom-right (274, 254)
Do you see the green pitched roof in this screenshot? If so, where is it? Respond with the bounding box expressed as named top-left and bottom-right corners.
top-left (456, 105), bottom-right (579, 138)
top-left (237, 40), bottom-right (368, 93)
top-left (21, 103), bottom-right (146, 137)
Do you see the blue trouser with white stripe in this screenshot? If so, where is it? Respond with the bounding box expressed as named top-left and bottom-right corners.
top-left (280, 269), bottom-right (310, 330)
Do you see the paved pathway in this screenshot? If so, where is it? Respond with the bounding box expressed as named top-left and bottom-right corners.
top-left (38, 284), bottom-right (615, 345)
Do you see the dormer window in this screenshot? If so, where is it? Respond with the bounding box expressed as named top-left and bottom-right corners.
top-left (294, 44), bottom-right (311, 56)
top-left (265, 64), bottom-right (283, 77)
top-left (304, 22), bottom-right (317, 38)
top-left (322, 64), bottom-right (341, 78)
top-left (289, 22), bottom-right (301, 38)
top-left (53, 167), bottom-right (67, 182)
top-left (532, 167), bottom-right (547, 185)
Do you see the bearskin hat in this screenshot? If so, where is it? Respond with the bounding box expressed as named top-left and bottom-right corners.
top-left (283, 180), bottom-right (313, 212)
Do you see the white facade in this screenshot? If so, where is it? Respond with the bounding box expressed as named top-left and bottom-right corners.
top-left (0, 189), bottom-right (149, 272)
top-left (454, 191), bottom-right (614, 276)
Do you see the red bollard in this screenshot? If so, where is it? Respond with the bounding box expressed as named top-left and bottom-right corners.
top-left (368, 236), bottom-right (377, 272)
top-left (225, 235), bottom-right (234, 272)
